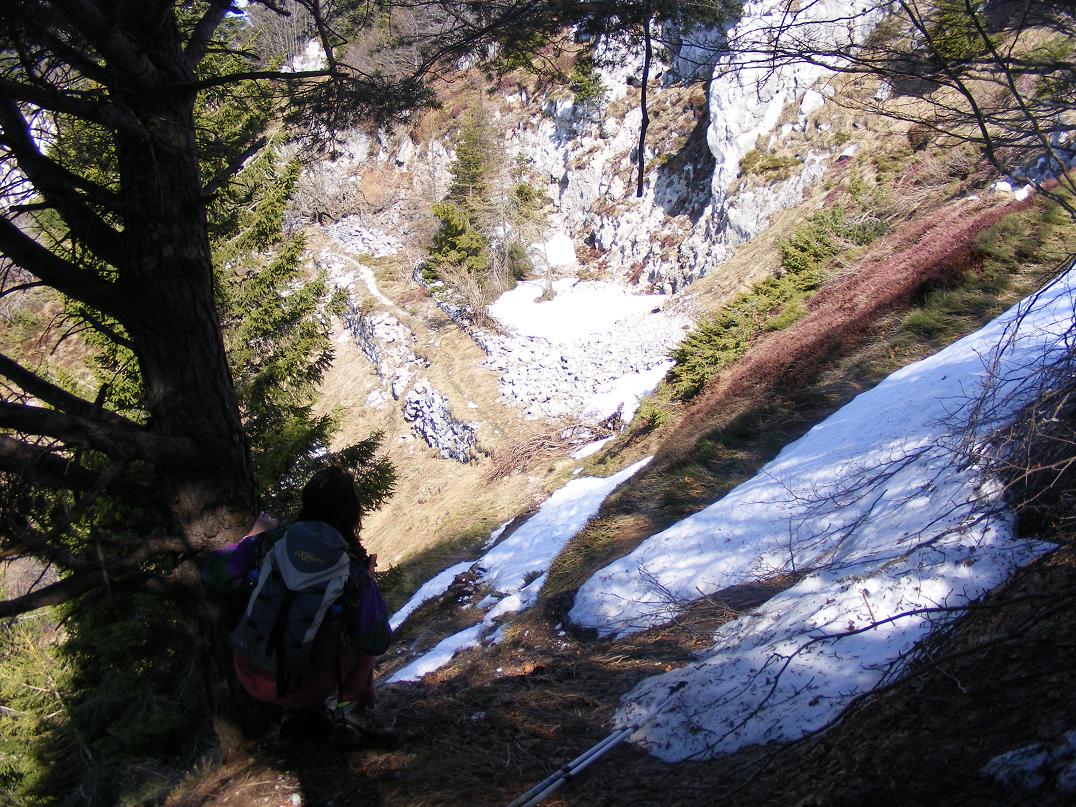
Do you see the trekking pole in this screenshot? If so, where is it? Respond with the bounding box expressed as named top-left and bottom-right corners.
top-left (505, 727), bottom-right (633, 807)
top-left (504, 682), bottom-right (685, 807)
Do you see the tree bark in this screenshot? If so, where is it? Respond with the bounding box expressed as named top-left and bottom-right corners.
top-left (105, 8), bottom-right (256, 549)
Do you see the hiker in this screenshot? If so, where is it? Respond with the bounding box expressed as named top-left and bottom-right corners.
top-left (203, 467), bottom-right (393, 742)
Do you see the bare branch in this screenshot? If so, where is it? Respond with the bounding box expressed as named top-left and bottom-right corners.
top-left (0, 77), bottom-right (145, 139)
top-left (0, 401), bottom-right (200, 465)
top-left (43, 0), bottom-right (163, 87)
top-left (0, 352), bottom-right (133, 429)
top-left (201, 135), bottom-right (267, 200)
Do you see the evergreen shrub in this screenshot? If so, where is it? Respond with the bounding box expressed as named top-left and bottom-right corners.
top-left (669, 206), bottom-right (887, 399)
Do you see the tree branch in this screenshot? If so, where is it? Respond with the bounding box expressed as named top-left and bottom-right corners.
top-left (201, 135), bottom-right (267, 200)
top-left (43, 0), bottom-right (162, 87)
top-left (0, 216), bottom-right (121, 319)
top-left (0, 401), bottom-right (200, 465)
top-left (0, 99), bottom-right (126, 264)
top-left (187, 67), bottom-right (334, 91)
top-left (70, 308), bottom-right (135, 352)
top-left (0, 535), bottom-right (190, 617)
top-left (0, 78), bottom-right (145, 139)
top-left (185, 0), bottom-right (234, 70)
top-left (637, 2), bottom-right (652, 198)
top-left (0, 434), bottom-right (154, 498)
top-left (0, 352), bottom-right (134, 430)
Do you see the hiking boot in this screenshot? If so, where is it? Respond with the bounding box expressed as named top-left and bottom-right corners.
top-left (328, 702), bottom-right (400, 749)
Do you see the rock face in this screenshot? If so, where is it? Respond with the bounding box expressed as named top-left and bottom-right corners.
top-left (346, 308), bottom-right (427, 399)
top-left (403, 381), bottom-right (480, 463)
top-left (312, 1), bottom-right (893, 428)
top-left (506, 37), bottom-right (719, 293)
top-left (499, 3), bottom-right (887, 293)
top-left (299, 1), bottom-right (891, 296)
top-left (345, 305), bottom-right (479, 462)
top-left (704, 0), bottom-right (889, 232)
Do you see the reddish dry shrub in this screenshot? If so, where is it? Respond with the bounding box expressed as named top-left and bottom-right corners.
top-left (655, 194), bottom-right (1033, 470)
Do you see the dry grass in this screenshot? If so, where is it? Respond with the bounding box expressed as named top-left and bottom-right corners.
top-left (484, 419), bottom-right (616, 481)
top-left (657, 193), bottom-right (1032, 471)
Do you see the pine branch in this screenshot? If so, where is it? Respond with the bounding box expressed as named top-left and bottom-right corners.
top-left (0, 434), bottom-right (154, 498)
top-left (0, 536), bottom-right (190, 617)
top-left (0, 352), bottom-right (134, 430)
top-left (43, 0), bottom-right (162, 87)
top-left (201, 135), bottom-right (267, 200)
top-left (185, 0), bottom-right (235, 70)
top-left (0, 78), bottom-right (145, 139)
top-left (0, 402), bottom-right (199, 465)
top-left (0, 216), bottom-right (121, 319)
top-left (0, 99), bottom-right (126, 264)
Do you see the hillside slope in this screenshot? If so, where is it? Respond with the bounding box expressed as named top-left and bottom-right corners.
top-left (167, 175), bottom-right (1075, 807)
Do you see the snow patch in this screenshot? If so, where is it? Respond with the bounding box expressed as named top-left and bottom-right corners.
top-left (387, 459), bottom-right (651, 683)
top-left (982, 731), bottom-right (1076, 793)
top-left (571, 437), bottom-right (614, 460)
top-left (389, 560), bottom-right (474, 631)
top-left (288, 40), bottom-right (326, 73)
top-left (488, 279), bottom-right (667, 343)
top-left (569, 271), bottom-right (1076, 761)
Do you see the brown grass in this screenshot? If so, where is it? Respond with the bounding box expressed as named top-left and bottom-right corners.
top-left (656, 193), bottom-right (1034, 472)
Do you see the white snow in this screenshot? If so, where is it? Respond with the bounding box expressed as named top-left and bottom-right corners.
top-left (982, 730), bottom-right (1076, 793)
top-left (584, 360), bottom-right (673, 422)
top-left (569, 272), bottom-right (1075, 762)
top-left (532, 231), bottom-right (578, 269)
top-left (288, 40), bottom-right (326, 73)
top-left (480, 458), bottom-right (650, 593)
top-left (388, 560), bottom-right (473, 632)
top-left (484, 519), bottom-right (512, 549)
top-left (488, 279), bottom-right (667, 344)
top-left (571, 437), bottom-right (614, 460)
top-left (389, 623), bottom-right (485, 682)
top-left (387, 458), bottom-right (651, 683)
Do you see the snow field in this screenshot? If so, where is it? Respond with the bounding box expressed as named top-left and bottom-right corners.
top-left (487, 279), bottom-right (668, 344)
top-left (481, 279), bottom-right (688, 422)
top-left (568, 271), bottom-right (1075, 761)
top-left (386, 458), bottom-right (652, 683)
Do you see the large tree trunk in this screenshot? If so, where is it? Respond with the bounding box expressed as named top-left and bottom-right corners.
top-left (108, 9), bottom-right (255, 549)
top-left (103, 6), bottom-right (263, 739)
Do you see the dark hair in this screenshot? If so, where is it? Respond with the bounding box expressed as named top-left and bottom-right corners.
top-left (296, 467), bottom-right (362, 544)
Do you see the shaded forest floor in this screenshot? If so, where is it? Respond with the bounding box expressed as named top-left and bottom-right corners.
top-left (169, 543), bottom-right (1076, 806)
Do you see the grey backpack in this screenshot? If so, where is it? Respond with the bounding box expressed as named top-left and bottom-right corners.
top-left (230, 521), bottom-right (352, 695)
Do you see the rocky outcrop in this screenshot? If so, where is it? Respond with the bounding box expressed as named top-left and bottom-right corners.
top-left (345, 308), bottom-right (428, 399)
top-left (503, 3), bottom-right (889, 292)
top-left (345, 305), bottom-right (479, 461)
top-left (326, 217), bottom-right (403, 258)
top-left (403, 380), bottom-right (480, 463)
top-left (478, 317), bottom-right (685, 421)
top-left (705, 0), bottom-right (888, 215)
